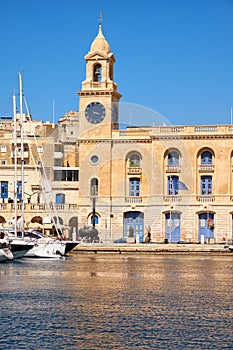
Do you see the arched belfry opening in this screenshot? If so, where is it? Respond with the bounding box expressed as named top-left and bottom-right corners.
top-left (93, 64), bottom-right (102, 82)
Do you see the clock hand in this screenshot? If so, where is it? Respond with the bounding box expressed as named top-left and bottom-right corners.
top-left (93, 111), bottom-right (99, 115)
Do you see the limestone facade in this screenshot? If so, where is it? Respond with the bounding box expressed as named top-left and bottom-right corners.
top-left (0, 24), bottom-right (232, 243)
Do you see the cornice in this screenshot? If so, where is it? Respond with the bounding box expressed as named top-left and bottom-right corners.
top-left (77, 139), bottom-right (151, 144)
top-left (151, 134), bottom-right (233, 140)
top-left (77, 90), bottom-right (120, 97)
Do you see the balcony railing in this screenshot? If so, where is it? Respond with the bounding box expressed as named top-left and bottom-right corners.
top-left (166, 165), bottom-right (181, 173)
top-left (127, 167), bottom-right (142, 175)
top-left (0, 203), bottom-right (78, 212)
top-left (11, 151), bottom-right (29, 158)
top-left (197, 195), bottom-right (215, 202)
top-left (164, 195), bottom-right (182, 202)
top-left (199, 164), bottom-right (214, 172)
top-left (125, 196), bottom-right (142, 203)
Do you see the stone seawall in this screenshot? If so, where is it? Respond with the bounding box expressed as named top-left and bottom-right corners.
top-left (74, 243), bottom-right (233, 255)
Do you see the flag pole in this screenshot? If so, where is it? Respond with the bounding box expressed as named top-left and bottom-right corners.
top-left (169, 175), bottom-right (172, 243)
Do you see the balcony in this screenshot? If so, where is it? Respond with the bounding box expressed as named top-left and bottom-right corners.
top-left (166, 165), bottom-right (181, 173)
top-left (125, 196), bottom-right (142, 203)
top-left (199, 164), bottom-right (214, 172)
top-left (127, 167), bottom-right (142, 175)
top-left (197, 195), bottom-right (215, 202)
top-left (0, 203), bottom-right (78, 212)
top-left (54, 152), bottom-right (63, 159)
top-left (164, 195), bottom-right (182, 202)
top-left (11, 151), bottom-right (29, 158)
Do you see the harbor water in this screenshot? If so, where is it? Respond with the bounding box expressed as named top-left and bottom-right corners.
top-left (1, 253), bottom-right (233, 349)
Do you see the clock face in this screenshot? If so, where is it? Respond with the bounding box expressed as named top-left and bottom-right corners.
top-left (85, 102), bottom-right (106, 124)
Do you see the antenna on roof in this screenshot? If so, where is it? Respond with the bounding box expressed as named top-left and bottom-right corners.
top-left (99, 11), bottom-right (103, 26)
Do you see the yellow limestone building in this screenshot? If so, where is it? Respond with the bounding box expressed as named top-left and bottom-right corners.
top-left (76, 23), bottom-right (233, 244)
top-left (0, 23), bottom-right (233, 244)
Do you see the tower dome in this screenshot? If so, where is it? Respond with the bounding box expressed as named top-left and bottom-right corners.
top-left (90, 24), bottom-right (110, 54)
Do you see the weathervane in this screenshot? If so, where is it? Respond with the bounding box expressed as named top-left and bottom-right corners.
top-left (98, 11), bottom-right (103, 25)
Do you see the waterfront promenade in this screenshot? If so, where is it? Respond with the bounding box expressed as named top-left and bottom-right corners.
top-left (74, 242), bottom-right (233, 255)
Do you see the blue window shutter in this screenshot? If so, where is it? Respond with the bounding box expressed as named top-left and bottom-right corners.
top-left (130, 178), bottom-right (140, 196)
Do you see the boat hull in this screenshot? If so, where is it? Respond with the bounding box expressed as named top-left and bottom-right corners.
top-left (24, 240), bottom-right (66, 258)
top-left (64, 241), bottom-right (79, 255)
top-left (10, 242), bottom-right (34, 259)
top-left (0, 247), bottom-right (14, 261)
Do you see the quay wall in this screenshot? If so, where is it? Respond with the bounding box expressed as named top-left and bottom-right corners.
top-left (73, 243), bottom-right (233, 255)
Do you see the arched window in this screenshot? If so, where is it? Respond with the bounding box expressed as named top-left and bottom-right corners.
top-left (168, 151), bottom-right (179, 165)
top-left (129, 154), bottom-right (140, 168)
top-left (91, 214), bottom-right (99, 225)
top-left (109, 64), bottom-right (113, 80)
top-left (93, 64), bottom-right (102, 82)
top-left (91, 178), bottom-right (98, 196)
top-left (201, 151), bottom-right (212, 164)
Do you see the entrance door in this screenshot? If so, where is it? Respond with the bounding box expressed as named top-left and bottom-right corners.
top-left (198, 213), bottom-right (214, 242)
top-left (165, 213), bottom-right (180, 243)
top-left (124, 211), bottom-right (144, 243)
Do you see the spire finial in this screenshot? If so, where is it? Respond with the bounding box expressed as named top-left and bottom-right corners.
top-left (98, 11), bottom-right (103, 26)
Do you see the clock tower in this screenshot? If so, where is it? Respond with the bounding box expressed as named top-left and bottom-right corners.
top-left (77, 22), bottom-right (122, 139)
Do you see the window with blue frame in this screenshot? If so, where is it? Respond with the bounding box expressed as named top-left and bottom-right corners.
top-left (17, 182), bottom-right (22, 200)
top-left (201, 151), bottom-right (212, 164)
top-left (201, 176), bottom-right (212, 195)
top-left (91, 215), bottom-right (99, 226)
top-left (56, 193), bottom-right (65, 204)
top-left (168, 151), bottom-right (179, 165)
top-left (168, 176), bottom-right (179, 195)
top-left (129, 178), bottom-right (140, 197)
top-left (0, 181), bottom-right (8, 200)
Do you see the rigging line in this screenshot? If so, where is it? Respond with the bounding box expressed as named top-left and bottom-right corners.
top-left (23, 95), bottom-right (62, 236)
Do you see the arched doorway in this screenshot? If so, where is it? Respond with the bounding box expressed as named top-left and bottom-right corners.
top-left (124, 211), bottom-right (144, 243)
top-left (198, 212), bottom-right (214, 242)
top-left (165, 212), bottom-right (181, 243)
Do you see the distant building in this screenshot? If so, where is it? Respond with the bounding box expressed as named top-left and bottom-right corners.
top-left (0, 23), bottom-right (232, 243)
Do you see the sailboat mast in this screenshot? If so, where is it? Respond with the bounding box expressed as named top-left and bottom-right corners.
top-left (13, 94), bottom-right (17, 237)
top-left (18, 72), bottom-right (25, 237)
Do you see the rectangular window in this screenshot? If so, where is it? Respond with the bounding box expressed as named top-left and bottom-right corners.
top-left (54, 144), bottom-right (63, 152)
top-left (130, 178), bottom-right (140, 197)
top-left (201, 176), bottom-right (212, 195)
top-left (1, 160), bottom-right (6, 165)
top-left (17, 182), bottom-right (22, 200)
top-left (54, 159), bottom-right (63, 167)
top-left (56, 193), bottom-right (65, 204)
top-left (1, 145), bottom-right (6, 153)
top-left (37, 146), bottom-right (43, 153)
top-left (0, 181), bottom-right (8, 199)
top-left (53, 170), bottom-right (79, 181)
top-left (168, 176), bottom-right (179, 195)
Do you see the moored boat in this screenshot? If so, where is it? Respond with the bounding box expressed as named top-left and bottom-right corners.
top-left (0, 233), bottom-right (13, 262)
top-left (6, 230), bottom-right (79, 258)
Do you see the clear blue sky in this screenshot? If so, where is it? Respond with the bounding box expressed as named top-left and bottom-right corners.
top-left (0, 0), bottom-right (233, 125)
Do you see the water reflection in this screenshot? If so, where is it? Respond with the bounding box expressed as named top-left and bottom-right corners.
top-left (1, 254), bottom-right (233, 349)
